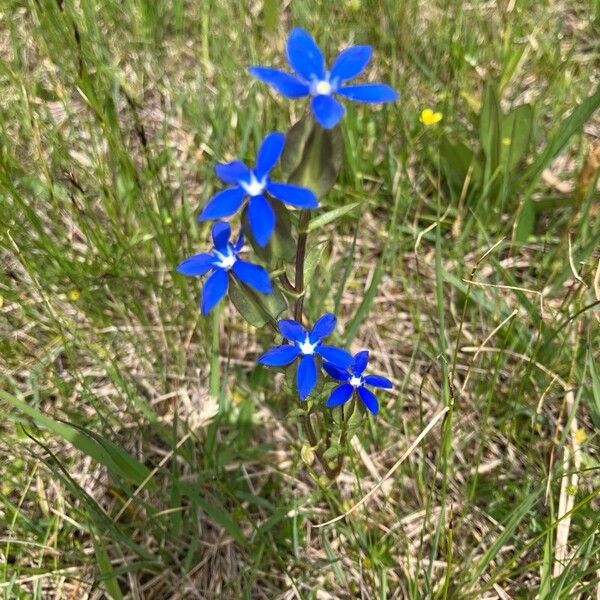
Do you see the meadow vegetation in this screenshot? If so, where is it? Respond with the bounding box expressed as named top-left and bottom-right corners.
top-left (1, 1), bottom-right (600, 597)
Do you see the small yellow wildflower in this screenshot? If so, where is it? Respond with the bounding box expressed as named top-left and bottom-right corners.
top-left (574, 428), bottom-right (587, 444)
top-left (420, 108), bottom-right (443, 126)
top-left (67, 289), bottom-right (80, 302)
top-left (502, 137), bottom-right (512, 146)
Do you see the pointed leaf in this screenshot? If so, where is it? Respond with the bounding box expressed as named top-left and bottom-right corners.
top-left (308, 201), bottom-right (361, 232)
top-left (514, 198), bottom-right (535, 242)
top-left (501, 104), bottom-right (533, 172)
top-left (228, 276), bottom-right (287, 328)
top-left (280, 115), bottom-right (344, 198)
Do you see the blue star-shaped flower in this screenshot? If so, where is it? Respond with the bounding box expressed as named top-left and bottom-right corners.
top-left (198, 131), bottom-right (318, 247)
top-left (323, 350), bottom-right (392, 415)
top-left (258, 313), bottom-right (352, 400)
top-left (249, 28), bottom-right (398, 129)
top-left (177, 221), bottom-right (272, 315)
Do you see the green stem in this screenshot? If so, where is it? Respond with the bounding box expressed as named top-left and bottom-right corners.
top-left (293, 209), bottom-right (311, 323)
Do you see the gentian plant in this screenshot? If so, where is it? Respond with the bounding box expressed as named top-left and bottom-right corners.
top-left (179, 28), bottom-right (397, 479)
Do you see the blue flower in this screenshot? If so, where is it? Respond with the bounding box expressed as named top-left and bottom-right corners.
top-left (323, 350), bottom-right (392, 415)
top-left (177, 221), bottom-right (272, 315)
top-left (249, 28), bottom-right (398, 129)
top-left (198, 132), bottom-right (318, 247)
top-left (258, 313), bottom-right (352, 400)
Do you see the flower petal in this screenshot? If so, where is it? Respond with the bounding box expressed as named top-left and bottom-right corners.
top-left (177, 253), bottom-right (216, 277)
top-left (266, 182), bottom-right (318, 209)
top-left (363, 374), bottom-right (393, 389)
top-left (198, 186), bottom-right (246, 221)
top-left (317, 345), bottom-right (353, 369)
top-left (310, 94), bottom-right (346, 129)
top-left (258, 344), bottom-right (300, 366)
top-left (248, 66), bottom-right (310, 98)
top-left (201, 269), bottom-right (229, 315)
top-left (337, 83), bottom-right (398, 103)
top-left (215, 160), bottom-right (250, 184)
top-left (323, 361), bottom-right (350, 382)
top-left (358, 386), bottom-right (379, 415)
top-left (278, 319), bottom-right (306, 343)
top-left (297, 354), bottom-right (317, 400)
top-left (247, 194), bottom-right (275, 247)
top-left (330, 45), bottom-right (372, 82)
top-left (211, 221), bottom-right (231, 250)
top-left (324, 383), bottom-right (354, 408)
top-left (286, 27), bottom-right (325, 81)
top-left (255, 132), bottom-right (285, 179)
top-left (232, 260), bottom-right (272, 294)
top-left (309, 313), bottom-right (337, 342)
top-left (351, 350), bottom-right (369, 375)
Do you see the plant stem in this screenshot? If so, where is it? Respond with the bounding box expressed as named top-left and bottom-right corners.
top-left (294, 209), bottom-right (311, 323)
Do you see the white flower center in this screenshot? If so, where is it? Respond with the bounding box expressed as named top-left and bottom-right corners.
top-left (297, 336), bottom-right (318, 355)
top-left (214, 250), bottom-right (236, 270)
top-left (240, 172), bottom-right (266, 197)
top-left (313, 79), bottom-right (332, 96)
top-left (349, 376), bottom-right (363, 388)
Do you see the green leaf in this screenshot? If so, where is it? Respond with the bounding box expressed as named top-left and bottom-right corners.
top-left (514, 198), bottom-right (535, 242)
top-left (194, 495), bottom-right (246, 546)
top-left (308, 202), bottom-right (361, 232)
top-left (0, 389), bottom-right (152, 487)
top-left (303, 240), bottom-right (328, 283)
top-left (524, 84), bottom-right (600, 192)
top-left (242, 200), bottom-right (296, 264)
top-left (439, 137), bottom-right (481, 194)
top-left (501, 104), bottom-right (533, 172)
top-left (480, 81), bottom-right (502, 187)
top-left (228, 277), bottom-right (287, 328)
top-left (93, 536), bottom-right (124, 600)
top-left (280, 115), bottom-right (344, 198)
top-left (588, 350), bottom-right (600, 428)
top-left (322, 444), bottom-right (342, 461)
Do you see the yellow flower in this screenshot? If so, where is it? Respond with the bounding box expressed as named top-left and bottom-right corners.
top-left (574, 428), bottom-right (587, 444)
top-left (67, 289), bottom-right (80, 302)
top-left (420, 108), bottom-right (443, 126)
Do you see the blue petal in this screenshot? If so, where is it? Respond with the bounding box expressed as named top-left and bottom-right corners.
top-left (310, 95), bottom-right (346, 129)
top-left (351, 350), bottom-right (369, 375)
top-left (267, 182), bottom-right (319, 209)
top-left (323, 362), bottom-right (350, 382)
top-left (363, 374), bottom-right (393, 389)
top-left (234, 231), bottom-right (244, 252)
top-left (177, 253), bottom-right (216, 277)
top-left (330, 45), bottom-right (372, 82)
top-left (309, 313), bottom-right (337, 342)
top-left (255, 132), bottom-right (285, 179)
top-left (358, 386), bottom-right (379, 415)
top-left (317, 345), bottom-right (352, 369)
top-left (211, 221), bottom-right (231, 250)
top-left (286, 27), bottom-right (325, 81)
top-left (201, 269), bottom-right (229, 315)
top-left (248, 66), bottom-right (310, 98)
top-left (247, 194), bottom-right (275, 247)
top-left (337, 83), bottom-right (398, 103)
top-left (215, 160), bottom-right (250, 184)
top-left (232, 260), bottom-right (272, 294)
top-left (297, 354), bottom-right (317, 400)
top-left (199, 186), bottom-right (246, 221)
top-left (278, 319), bottom-right (306, 343)
top-left (258, 344), bottom-right (300, 366)
top-left (325, 383), bottom-right (354, 408)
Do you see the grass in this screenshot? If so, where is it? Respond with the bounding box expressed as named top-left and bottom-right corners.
top-left (1, 0), bottom-right (600, 597)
